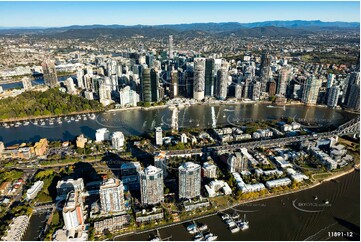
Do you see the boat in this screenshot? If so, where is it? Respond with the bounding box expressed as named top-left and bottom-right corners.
top-left (221, 214), bottom-right (230, 221)
top-left (199, 224), bottom-right (208, 231)
top-left (324, 200), bottom-right (330, 205)
top-left (70, 116), bottom-right (75, 121)
top-left (83, 116), bottom-right (87, 120)
top-left (149, 236), bottom-right (161, 241)
top-left (204, 233), bottom-right (218, 241)
top-left (237, 215), bottom-right (249, 231)
top-left (227, 221), bottom-right (237, 228)
top-left (314, 196), bottom-right (318, 200)
top-left (67, 119), bottom-right (71, 123)
top-left (5, 125), bottom-right (10, 128)
top-left (89, 114), bottom-right (96, 120)
top-left (231, 213), bottom-right (240, 220)
top-left (9, 123), bottom-right (14, 127)
top-left (23, 121), bottom-right (30, 126)
top-left (40, 121), bottom-right (46, 126)
top-left (187, 224), bottom-right (198, 234)
top-left (49, 120), bottom-right (54, 125)
top-left (194, 233), bottom-right (204, 241)
top-left (229, 225), bottom-right (240, 233)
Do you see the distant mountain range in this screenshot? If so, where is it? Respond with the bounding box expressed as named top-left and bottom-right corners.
top-left (0, 20), bottom-right (359, 37)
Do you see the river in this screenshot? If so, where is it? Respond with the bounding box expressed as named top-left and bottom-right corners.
top-left (0, 103), bottom-right (357, 146)
top-left (116, 171), bottom-right (360, 241)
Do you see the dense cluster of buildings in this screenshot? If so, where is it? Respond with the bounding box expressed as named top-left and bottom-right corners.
top-left (0, 138), bottom-right (49, 160)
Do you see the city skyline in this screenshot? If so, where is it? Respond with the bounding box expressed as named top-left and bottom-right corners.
top-left (0, 1), bottom-right (359, 28)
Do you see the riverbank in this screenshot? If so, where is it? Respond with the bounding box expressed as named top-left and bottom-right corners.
top-left (112, 167), bottom-right (357, 240)
top-left (0, 109), bottom-right (103, 124)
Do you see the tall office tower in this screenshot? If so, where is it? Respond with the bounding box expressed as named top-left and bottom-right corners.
top-left (146, 54), bottom-right (155, 68)
top-left (64, 77), bottom-right (76, 94)
top-left (260, 50), bottom-right (272, 92)
top-left (155, 127), bottom-right (163, 146)
top-left (185, 68), bottom-right (194, 98)
top-left (302, 75), bottom-right (322, 106)
top-left (205, 58), bottom-right (215, 96)
top-left (344, 72), bottom-right (360, 106)
top-left (178, 162), bottom-right (201, 199)
top-left (214, 59), bottom-right (222, 74)
top-left (62, 191), bottom-right (84, 230)
top-left (111, 131), bottom-right (125, 150)
top-left (251, 81), bottom-right (261, 100)
top-left (268, 81), bottom-right (277, 97)
top-left (150, 69), bottom-right (159, 102)
top-left (169, 35), bottom-right (174, 59)
top-left (347, 83), bottom-right (360, 111)
top-left (326, 73), bottom-right (334, 88)
top-left (139, 165), bottom-right (164, 205)
top-left (76, 68), bottom-right (84, 89)
top-left (193, 58), bottom-right (206, 101)
top-left (42, 59), bottom-right (58, 88)
top-left (111, 74), bottom-right (118, 91)
top-left (327, 86), bottom-right (340, 108)
top-left (216, 67), bottom-right (228, 100)
top-left (22, 77), bottom-right (32, 91)
top-left (170, 70), bottom-right (179, 98)
top-left (277, 66), bottom-right (292, 96)
top-left (243, 78), bottom-right (251, 99)
top-left (141, 68), bottom-right (152, 102)
top-left (99, 178), bottom-right (125, 214)
top-left (171, 107), bottom-right (179, 133)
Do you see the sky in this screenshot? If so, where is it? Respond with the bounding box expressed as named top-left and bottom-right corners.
top-left (0, 1), bottom-right (359, 27)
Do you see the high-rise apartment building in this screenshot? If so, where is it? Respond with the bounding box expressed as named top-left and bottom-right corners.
top-left (327, 86), bottom-right (340, 108)
top-left (42, 59), bottom-right (58, 88)
top-left (178, 162), bottom-right (201, 199)
top-left (62, 191), bottom-right (84, 230)
top-left (99, 178), bottom-right (126, 214)
top-left (139, 165), bottom-right (164, 205)
top-left (193, 58), bottom-right (206, 101)
top-left (302, 75), bottom-right (322, 106)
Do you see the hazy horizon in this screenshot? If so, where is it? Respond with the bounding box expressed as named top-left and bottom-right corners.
top-left (0, 1), bottom-right (359, 28)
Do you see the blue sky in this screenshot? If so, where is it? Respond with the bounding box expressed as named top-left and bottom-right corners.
top-left (0, 1), bottom-right (359, 27)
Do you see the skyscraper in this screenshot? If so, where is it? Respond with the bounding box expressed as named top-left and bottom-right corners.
top-left (193, 58), bottom-right (206, 101)
top-left (216, 67), bottom-right (228, 100)
top-left (327, 86), bottom-right (340, 108)
top-left (139, 165), bottom-right (164, 205)
top-left (76, 68), bottom-right (84, 89)
top-left (302, 75), bottom-right (322, 106)
top-left (205, 58), bottom-right (215, 97)
top-left (170, 70), bottom-right (179, 98)
top-left (141, 68), bottom-right (152, 102)
top-left (99, 178), bottom-right (125, 214)
top-left (141, 68), bottom-right (159, 103)
top-left (42, 59), bottom-right (58, 88)
top-left (178, 162), bottom-right (201, 199)
top-left (169, 35), bottom-right (174, 59)
top-left (260, 50), bottom-right (272, 92)
top-left (277, 66), bottom-right (292, 96)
